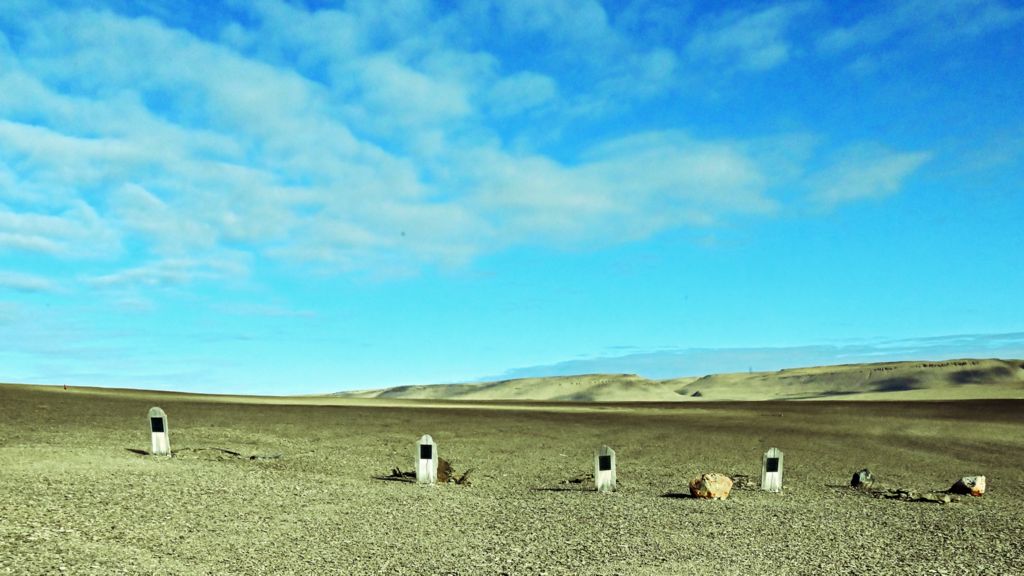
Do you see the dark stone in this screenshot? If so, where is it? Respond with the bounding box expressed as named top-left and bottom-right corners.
top-left (851, 468), bottom-right (874, 489)
top-left (949, 475), bottom-right (986, 496)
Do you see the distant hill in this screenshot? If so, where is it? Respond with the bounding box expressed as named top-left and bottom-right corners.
top-left (335, 359), bottom-right (1024, 402)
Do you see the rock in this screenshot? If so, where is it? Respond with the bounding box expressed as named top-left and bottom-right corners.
top-left (689, 473), bottom-right (733, 500)
top-left (950, 475), bottom-right (986, 496)
top-left (851, 468), bottom-right (874, 489)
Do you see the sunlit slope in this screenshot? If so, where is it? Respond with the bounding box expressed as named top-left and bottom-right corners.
top-left (672, 359), bottom-right (1024, 400)
top-left (336, 359), bottom-right (1024, 401)
top-left (353, 374), bottom-right (696, 402)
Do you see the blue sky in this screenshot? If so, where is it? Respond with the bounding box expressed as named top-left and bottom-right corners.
top-left (0, 0), bottom-right (1022, 394)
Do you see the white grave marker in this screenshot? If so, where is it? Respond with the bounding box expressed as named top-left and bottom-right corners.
top-left (761, 447), bottom-right (783, 492)
top-left (416, 434), bottom-right (437, 485)
top-left (149, 407), bottom-right (170, 456)
top-left (594, 445), bottom-right (617, 493)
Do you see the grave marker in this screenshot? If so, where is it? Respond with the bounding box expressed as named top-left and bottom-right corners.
top-left (594, 445), bottom-right (616, 493)
top-left (761, 447), bottom-right (783, 492)
top-left (416, 434), bottom-right (437, 485)
top-left (148, 407), bottom-right (170, 456)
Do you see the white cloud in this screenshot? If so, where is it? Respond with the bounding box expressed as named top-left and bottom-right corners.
top-left (108, 184), bottom-right (218, 251)
top-left (687, 3), bottom-right (814, 71)
top-left (818, 0), bottom-right (1024, 54)
top-left (356, 54), bottom-right (474, 127)
top-left (0, 1), bottom-right (934, 286)
top-left (0, 271), bottom-right (59, 293)
top-left (495, 0), bottom-right (615, 47)
top-left (487, 72), bottom-right (559, 116)
top-left (87, 254), bottom-right (251, 288)
top-left (809, 145), bottom-right (932, 207)
top-left (0, 201), bottom-right (119, 258)
top-left (0, 120), bottom-right (149, 190)
top-left (464, 132), bottom-right (776, 245)
top-left (450, 0), bottom-right (680, 108)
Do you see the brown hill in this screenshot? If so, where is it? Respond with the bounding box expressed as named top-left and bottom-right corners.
top-left (336, 359), bottom-right (1024, 402)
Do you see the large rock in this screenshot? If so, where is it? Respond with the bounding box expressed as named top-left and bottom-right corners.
top-left (950, 475), bottom-right (986, 496)
top-left (851, 468), bottom-right (874, 489)
top-left (689, 473), bottom-right (733, 500)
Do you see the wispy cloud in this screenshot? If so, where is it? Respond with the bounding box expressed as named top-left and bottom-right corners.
top-left (0, 1), bottom-right (934, 285)
top-left (463, 131), bottom-right (778, 246)
top-left (0, 271), bottom-right (60, 293)
top-left (819, 0), bottom-right (1024, 54)
top-left (0, 200), bottom-right (119, 258)
top-left (808, 145), bottom-right (931, 208)
top-left (0, 3), bottom-right (784, 277)
top-left (486, 71), bottom-right (559, 117)
top-left (87, 255), bottom-right (250, 288)
top-left (687, 3), bottom-right (815, 71)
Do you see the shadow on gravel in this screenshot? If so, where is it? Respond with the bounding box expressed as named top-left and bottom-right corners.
top-left (373, 474), bottom-right (416, 484)
top-left (659, 491), bottom-right (696, 499)
top-left (531, 487), bottom-right (595, 493)
top-left (375, 467), bottom-right (417, 483)
top-left (126, 447), bottom-right (283, 461)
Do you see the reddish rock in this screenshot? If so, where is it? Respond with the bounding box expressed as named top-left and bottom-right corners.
top-left (950, 475), bottom-right (986, 496)
top-left (689, 473), bottom-right (733, 500)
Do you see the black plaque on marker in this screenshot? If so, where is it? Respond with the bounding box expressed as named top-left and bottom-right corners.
top-left (598, 455), bottom-right (612, 471)
top-left (419, 444), bottom-right (432, 460)
top-left (766, 457), bottom-right (779, 473)
top-left (150, 417), bottom-right (165, 433)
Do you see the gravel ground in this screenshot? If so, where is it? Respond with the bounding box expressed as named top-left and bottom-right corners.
top-left (1, 385), bottom-right (1022, 575)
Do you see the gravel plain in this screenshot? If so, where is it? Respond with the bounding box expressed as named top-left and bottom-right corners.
top-left (1, 384), bottom-right (1022, 575)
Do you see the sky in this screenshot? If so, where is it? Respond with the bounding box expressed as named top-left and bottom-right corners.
top-left (0, 0), bottom-right (1022, 394)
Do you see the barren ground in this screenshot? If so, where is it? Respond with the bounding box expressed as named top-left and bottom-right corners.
top-left (1, 384), bottom-right (1022, 575)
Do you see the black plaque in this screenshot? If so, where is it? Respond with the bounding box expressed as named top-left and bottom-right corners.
top-left (419, 444), bottom-right (432, 460)
top-left (766, 457), bottom-right (779, 473)
top-left (598, 455), bottom-right (612, 472)
top-left (150, 417), bottom-right (165, 433)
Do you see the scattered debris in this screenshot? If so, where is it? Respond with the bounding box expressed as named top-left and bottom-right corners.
top-left (454, 468), bottom-right (474, 486)
top-left (689, 472), bottom-right (733, 500)
top-left (844, 469), bottom-right (965, 504)
top-left (438, 458), bottom-right (474, 485)
top-left (387, 458), bottom-right (473, 486)
top-left (872, 488), bottom-right (958, 504)
top-left (950, 475), bottom-right (986, 496)
top-left (560, 473), bottom-right (594, 485)
top-left (170, 447), bottom-right (282, 461)
top-left (387, 467), bottom-right (416, 480)
top-left (851, 468), bottom-right (874, 490)
top-left (729, 474), bottom-right (753, 490)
